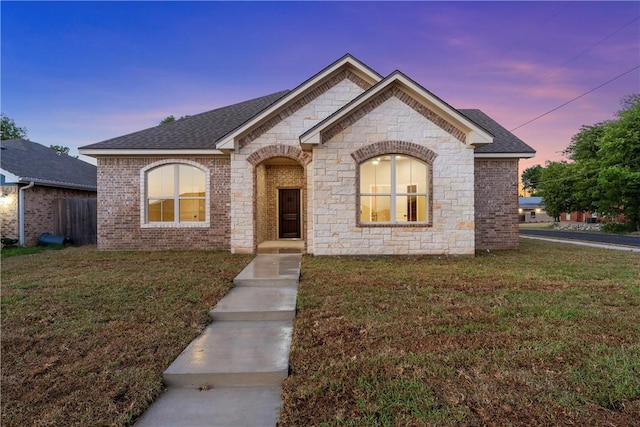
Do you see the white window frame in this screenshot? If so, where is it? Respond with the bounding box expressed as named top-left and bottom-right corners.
top-left (140, 159), bottom-right (210, 228)
top-left (359, 155), bottom-right (429, 225)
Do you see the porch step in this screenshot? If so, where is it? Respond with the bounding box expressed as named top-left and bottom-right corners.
top-left (134, 386), bottom-right (282, 427)
top-left (210, 286), bottom-right (297, 321)
top-left (233, 254), bottom-right (301, 287)
top-left (163, 320), bottom-right (292, 388)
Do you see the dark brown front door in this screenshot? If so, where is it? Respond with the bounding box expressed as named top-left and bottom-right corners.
top-left (279, 189), bottom-right (301, 239)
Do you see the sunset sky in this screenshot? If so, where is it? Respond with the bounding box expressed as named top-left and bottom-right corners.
top-left (2, 1), bottom-right (639, 174)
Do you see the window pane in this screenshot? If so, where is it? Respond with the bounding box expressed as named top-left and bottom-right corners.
top-left (396, 195), bottom-right (427, 222)
top-left (148, 199), bottom-right (174, 222)
top-left (179, 199), bottom-right (205, 222)
top-left (395, 157), bottom-right (427, 193)
top-left (148, 165), bottom-right (175, 198)
top-left (179, 165), bottom-right (205, 197)
top-left (361, 195), bottom-right (391, 222)
top-left (360, 157), bottom-right (391, 193)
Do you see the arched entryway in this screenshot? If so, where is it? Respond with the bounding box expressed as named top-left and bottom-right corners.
top-left (254, 157), bottom-right (307, 249)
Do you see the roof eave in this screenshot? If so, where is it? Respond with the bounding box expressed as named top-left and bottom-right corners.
top-left (79, 148), bottom-right (226, 157)
top-left (474, 152), bottom-right (536, 159)
top-left (16, 177), bottom-right (96, 191)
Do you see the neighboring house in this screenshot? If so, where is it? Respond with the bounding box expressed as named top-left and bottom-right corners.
top-left (0, 139), bottom-right (97, 246)
top-left (80, 55), bottom-right (535, 255)
top-left (559, 210), bottom-right (601, 223)
top-left (518, 197), bottom-right (553, 223)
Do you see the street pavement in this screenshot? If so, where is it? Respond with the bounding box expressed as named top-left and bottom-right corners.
top-left (520, 228), bottom-right (640, 248)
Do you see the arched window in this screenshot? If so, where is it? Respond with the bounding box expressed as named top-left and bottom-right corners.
top-left (359, 155), bottom-right (429, 224)
top-left (145, 163), bottom-right (206, 224)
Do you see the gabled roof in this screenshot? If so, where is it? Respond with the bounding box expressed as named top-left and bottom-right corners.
top-left (1, 139), bottom-right (97, 190)
top-left (216, 54), bottom-right (382, 150)
top-left (459, 109), bottom-right (535, 157)
top-left (80, 91), bottom-right (290, 154)
top-left (79, 54), bottom-right (535, 158)
top-left (299, 70), bottom-right (494, 149)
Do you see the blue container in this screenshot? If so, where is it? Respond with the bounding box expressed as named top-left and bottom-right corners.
top-left (38, 233), bottom-right (71, 246)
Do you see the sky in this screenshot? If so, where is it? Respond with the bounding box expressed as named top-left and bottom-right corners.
top-left (2, 1), bottom-right (639, 176)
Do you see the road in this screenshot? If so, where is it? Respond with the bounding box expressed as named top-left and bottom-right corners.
top-left (519, 229), bottom-right (640, 247)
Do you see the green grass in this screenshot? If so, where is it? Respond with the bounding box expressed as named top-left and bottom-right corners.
top-left (3, 240), bottom-right (639, 426)
top-left (280, 239), bottom-right (640, 426)
top-left (1, 246), bottom-right (252, 427)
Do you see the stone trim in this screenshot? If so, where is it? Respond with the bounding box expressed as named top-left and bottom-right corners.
top-left (238, 70), bottom-right (373, 148)
top-left (352, 141), bottom-right (434, 228)
top-left (351, 140), bottom-right (438, 164)
top-left (246, 145), bottom-right (312, 166)
top-left (322, 86), bottom-right (467, 144)
top-left (139, 159), bottom-right (211, 228)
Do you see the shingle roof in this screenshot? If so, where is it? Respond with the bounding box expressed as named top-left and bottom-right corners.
top-left (519, 197), bottom-right (545, 208)
top-left (459, 109), bottom-right (536, 154)
top-left (1, 139), bottom-right (97, 190)
top-left (80, 90), bottom-right (290, 150)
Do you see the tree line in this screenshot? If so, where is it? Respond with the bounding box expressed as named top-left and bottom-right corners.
top-left (522, 94), bottom-right (640, 231)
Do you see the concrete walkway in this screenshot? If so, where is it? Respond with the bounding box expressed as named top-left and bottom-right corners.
top-left (135, 252), bottom-right (301, 427)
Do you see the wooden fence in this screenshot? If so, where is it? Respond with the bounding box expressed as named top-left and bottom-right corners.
top-left (53, 198), bottom-right (97, 245)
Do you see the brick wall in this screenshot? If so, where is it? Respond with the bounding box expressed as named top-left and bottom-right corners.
top-left (0, 185), bottom-right (19, 239)
top-left (96, 156), bottom-right (230, 250)
top-left (474, 158), bottom-right (520, 249)
top-left (263, 164), bottom-right (305, 242)
top-left (23, 186), bottom-right (96, 246)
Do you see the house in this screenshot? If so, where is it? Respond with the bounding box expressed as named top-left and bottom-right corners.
top-left (0, 139), bottom-right (97, 246)
top-left (79, 55), bottom-right (535, 255)
top-left (518, 197), bottom-right (553, 223)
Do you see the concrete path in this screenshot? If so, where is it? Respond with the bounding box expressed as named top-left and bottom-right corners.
top-left (135, 253), bottom-right (301, 427)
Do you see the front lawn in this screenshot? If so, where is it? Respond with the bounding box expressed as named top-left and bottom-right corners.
top-left (2, 240), bottom-right (638, 426)
top-left (280, 239), bottom-right (640, 426)
top-left (0, 247), bottom-right (252, 426)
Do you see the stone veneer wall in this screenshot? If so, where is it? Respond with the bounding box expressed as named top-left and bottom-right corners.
top-left (97, 156), bottom-right (230, 250)
top-left (230, 78), bottom-right (365, 253)
top-left (474, 158), bottom-right (520, 249)
top-left (314, 96), bottom-right (476, 256)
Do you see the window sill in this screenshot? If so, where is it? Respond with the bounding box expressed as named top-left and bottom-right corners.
top-left (358, 222), bottom-right (432, 228)
top-left (141, 222), bottom-right (211, 229)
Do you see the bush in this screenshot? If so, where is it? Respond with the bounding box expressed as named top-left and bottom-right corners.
top-left (601, 222), bottom-right (636, 234)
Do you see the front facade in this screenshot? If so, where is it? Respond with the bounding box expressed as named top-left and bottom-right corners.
top-left (81, 55), bottom-right (535, 255)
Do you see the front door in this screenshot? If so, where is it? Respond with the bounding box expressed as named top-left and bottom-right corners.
top-left (279, 189), bottom-right (301, 239)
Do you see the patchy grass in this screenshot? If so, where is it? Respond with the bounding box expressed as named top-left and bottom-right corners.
top-left (1, 244), bottom-right (66, 258)
top-left (280, 239), bottom-right (640, 426)
top-left (1, 246), bottom-right (252, 427)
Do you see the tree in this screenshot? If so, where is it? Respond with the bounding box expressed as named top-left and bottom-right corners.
top-left (592, 95), bottom-right (640, 230)
top-left (1, 114), bottom-right (28, 140)
top-left (160, 114), bottom-right (191, 125)
top-left (521, 164), bottom-right (543, 196)
top-left (538, 161), bottom-right (578, 220)
top-left (50, 145), bottom-right (71, 155)
top-left (160, 115), bottom-right (175, 125)
top-left (536, 94), bottom-right (640, 229)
